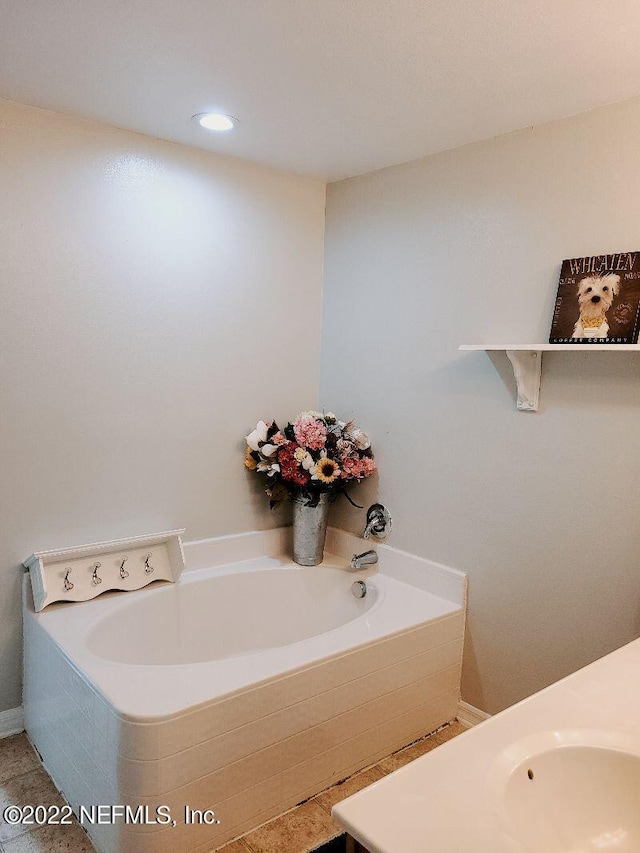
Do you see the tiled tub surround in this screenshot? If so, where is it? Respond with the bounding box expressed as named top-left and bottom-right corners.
top-left (22, 528), bottom-right (466, 853)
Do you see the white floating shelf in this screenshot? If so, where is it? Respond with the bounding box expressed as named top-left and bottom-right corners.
top-left (459, 344), bottom-right (640, 412)
top-left (460, 344), bottom-right (640, 351)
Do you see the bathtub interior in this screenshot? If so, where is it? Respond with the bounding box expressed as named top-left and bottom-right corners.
top-left (87, 560), bottom-right (378, 665)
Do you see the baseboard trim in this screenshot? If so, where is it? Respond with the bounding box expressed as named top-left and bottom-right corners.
top-left (0, 707), bottom-right (24, 738)
top-left (456, 700), bottom-right (490, 728)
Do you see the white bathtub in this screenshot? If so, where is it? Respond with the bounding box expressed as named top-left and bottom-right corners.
top-left (23, 527), bottom-right (466, 852)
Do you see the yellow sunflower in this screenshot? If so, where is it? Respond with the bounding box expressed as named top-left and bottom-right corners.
top-left (314, 458), bottom-right (340, 483)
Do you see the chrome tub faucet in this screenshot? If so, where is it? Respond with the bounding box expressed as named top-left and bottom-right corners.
top-left (350, 550), bottom-right (378, 570)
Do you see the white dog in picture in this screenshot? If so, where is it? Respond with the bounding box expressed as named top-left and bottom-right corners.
top-left (572, 273), bottom-right (621, 339)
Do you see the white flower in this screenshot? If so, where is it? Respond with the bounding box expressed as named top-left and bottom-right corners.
top-left (260, 443), bottom-right (278, 457)
top-left (351, 428), bottom-right (371, 450)
top-left (297, 410), bottom-right (323, 421)
top-left (257, 459), bottom-right (280, 476)
top-left (293, 446), bottom-right (315, 471)
top-left (246, 421), bottom-right (268, 451)
top-left (337, 438), bottom-right (356, 457)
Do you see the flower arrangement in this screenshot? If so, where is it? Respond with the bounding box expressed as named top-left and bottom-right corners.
top-left (244, 411), bottom-right (376, 508)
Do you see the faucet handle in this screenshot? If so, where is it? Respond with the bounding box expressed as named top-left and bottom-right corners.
top-left (363, 503), bottom-right (392, 541)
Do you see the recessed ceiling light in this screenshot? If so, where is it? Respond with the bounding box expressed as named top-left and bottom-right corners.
top-left (192, 113), bottom-right (237, 132)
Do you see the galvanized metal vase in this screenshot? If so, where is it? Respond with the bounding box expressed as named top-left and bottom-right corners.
top-left (292, 492), bottom-right (331, 566)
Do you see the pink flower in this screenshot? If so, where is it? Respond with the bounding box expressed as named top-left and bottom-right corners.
top-left (341, 457), bottom-right (365, 479)
top-left (293, 416), bottom-right (327, 450)
top-left (272, 431), bottom-right (287, 446)
top-left (360, 457), bottom-right (377, 476)
top-left (341, 456), bottom-right (377, 480)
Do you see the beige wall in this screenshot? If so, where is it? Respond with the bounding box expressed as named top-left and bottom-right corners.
top-left (321, 97), bottom-right (640, 715)
top-left (5, 92), bottom-right (640, 720)
top-left (0, 99), bottom-right (326, 712)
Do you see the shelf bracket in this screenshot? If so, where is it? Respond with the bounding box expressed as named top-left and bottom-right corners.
top-left (506, 350), bottom-right (541, 412)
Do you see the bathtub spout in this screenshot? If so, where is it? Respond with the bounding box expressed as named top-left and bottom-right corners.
top-left (350, 550), bottom-right (378, 570)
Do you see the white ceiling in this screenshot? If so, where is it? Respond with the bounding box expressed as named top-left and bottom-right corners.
top-left (2, 1), bottom-right (640, 181)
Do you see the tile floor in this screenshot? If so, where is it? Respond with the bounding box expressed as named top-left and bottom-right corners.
top-left (0, 722), bottom-right (465, 853)
top-left (0, 734), bottom-right (93, 852)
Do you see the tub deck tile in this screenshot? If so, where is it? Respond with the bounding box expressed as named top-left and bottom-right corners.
top-left (431, 720), bottom-right (466, 744)
top-left (213, 840), bottom-right (252, 853)
top-left (378, 719), bottom-right (465, 774)
top-left (0, 767), bottom-right (66, 843)
top-left (376, 728), bottom-right (445, 773)
top-left (313, 766), bottom-right (385, 815)
top-left (1, 822), bottom-right (94, 852)
top-left (240, 801), bottom-right (339, 853)
top-left (0, 735), bottom-right (93, 852)
top-left (0, 737), bottom-right (39, 786)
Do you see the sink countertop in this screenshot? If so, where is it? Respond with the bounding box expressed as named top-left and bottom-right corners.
top-left (332, 636), bottom-right (640, 852)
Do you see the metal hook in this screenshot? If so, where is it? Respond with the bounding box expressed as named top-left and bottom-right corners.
top-left (63, 568), bottom-right (74, 592)
top-left (119, 556), bottom-right (129, 579)
top-left (144, 553), bottom-right (154, 574)
top-left (91, 561), bottom-right (102, 585)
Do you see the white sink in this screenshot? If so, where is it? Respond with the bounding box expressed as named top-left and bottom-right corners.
top-left (497, 732), bottom-right (640, 852)
top-left (332, 640), bottom-right (640, 853)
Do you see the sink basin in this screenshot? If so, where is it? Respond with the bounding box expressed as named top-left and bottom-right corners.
top-left (499, 735), bottom-right (640, 852)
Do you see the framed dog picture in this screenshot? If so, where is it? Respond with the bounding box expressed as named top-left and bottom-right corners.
top-left (549, 252), bottom-right (640, 344)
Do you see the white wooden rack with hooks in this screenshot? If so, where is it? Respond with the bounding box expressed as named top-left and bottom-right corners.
top-left (23, 528), bottom-right (185, 611)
